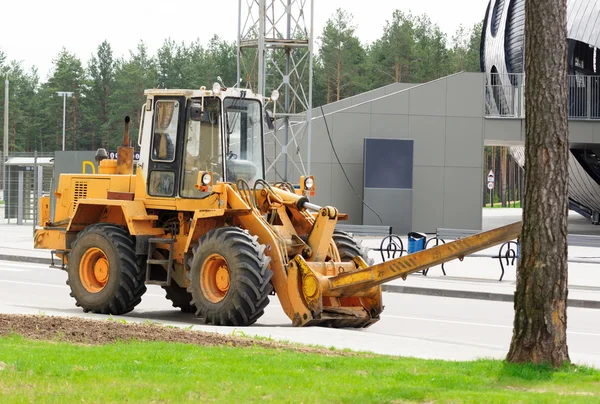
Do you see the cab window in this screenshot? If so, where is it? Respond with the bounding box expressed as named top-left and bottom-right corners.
top-left (151, 100), bottom-right (180, 163)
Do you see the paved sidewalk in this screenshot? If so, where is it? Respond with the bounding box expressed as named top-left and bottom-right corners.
top-left (2, 221), bottom-right (600, 307)
top-left (0, 223), bottom-right (52, 263)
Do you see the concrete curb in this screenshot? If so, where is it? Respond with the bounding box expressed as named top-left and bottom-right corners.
top-left (381, 284), bottom-right (600, 309)
top-left (2, 254), bottom-right (599, 309)
top-left (382, 284), bottom-right (513, 302)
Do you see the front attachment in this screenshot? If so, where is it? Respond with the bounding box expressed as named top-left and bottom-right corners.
top-left (288, 255), bottom-right (382, 328)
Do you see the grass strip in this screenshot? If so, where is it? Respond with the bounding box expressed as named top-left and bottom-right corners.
top-left (0, 334), bottom-right (599, 403)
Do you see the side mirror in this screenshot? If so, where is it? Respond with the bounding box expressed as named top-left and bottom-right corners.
top-left (264, 110), bottom-right (274, 130)
top-left (189, 102), bottom-right (203, 121)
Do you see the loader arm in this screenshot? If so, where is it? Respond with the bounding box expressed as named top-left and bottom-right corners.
top-left (233, 182), bottom-right (523, 327)
top-left (322, 221), bottom-right (522, 298)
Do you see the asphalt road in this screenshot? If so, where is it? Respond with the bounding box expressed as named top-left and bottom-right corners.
top-left (1, 259), bottom-right (599, 367)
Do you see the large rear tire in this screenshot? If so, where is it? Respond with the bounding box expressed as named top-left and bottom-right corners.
top-left (162, 283), bottom-right (195, 313)
top-left (67, 224), bottom-right (146, 315)
top-left (187, 227), bottom-right (273, 326)
top-left (332, 230), bottom-right (372, 264)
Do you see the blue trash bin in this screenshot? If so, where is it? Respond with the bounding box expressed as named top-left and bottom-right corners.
top-left (408, 232), bottom-right (427, 254)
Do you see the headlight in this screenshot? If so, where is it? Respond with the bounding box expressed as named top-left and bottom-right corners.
top-left (304, 177), bottom-right (314, 190)
top-left (271, 89), bottom-right (279, 102)
top-left (212, 82), bottom-right (221, 94)
top-left (202, 172), bottom-right (212, 185)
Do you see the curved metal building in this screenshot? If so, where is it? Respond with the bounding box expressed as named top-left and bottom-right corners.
top-left (482, 0), bottom-right (600, 83)
top-left (482, 0), bottom-right (600, 222)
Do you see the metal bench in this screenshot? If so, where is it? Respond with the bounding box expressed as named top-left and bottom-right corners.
top-left (436, 228), bottom-right (478, 239)
top-left (374, 226), bottom-right (600, 282)
top-left (433, 228), bottom-right (517, 281)
top-left (335, 224), bottom-right (392, 237)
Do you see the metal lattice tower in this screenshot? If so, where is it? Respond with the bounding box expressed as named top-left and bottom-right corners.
top-left (238, 0), bottom-right (314, 181)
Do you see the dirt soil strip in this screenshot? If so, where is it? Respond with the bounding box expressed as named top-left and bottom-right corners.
top-left (0, 314), bottom-right (354, 356)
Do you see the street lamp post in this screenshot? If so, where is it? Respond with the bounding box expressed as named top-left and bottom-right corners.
top-left (56, 91), bottom-right (73, 151)
top-left (3, 77), bottom-right (8, 223)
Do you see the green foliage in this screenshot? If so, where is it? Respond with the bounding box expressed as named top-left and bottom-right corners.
top-left (449, 22), bottom-right (483, 73)
top-left (108, 42), bottom-right (158, 150)
top-left (0, 8), bottom-right (483, 154)
top-left (85, 40), bottom-right (115, 149)
top-left (0, 335), bottom-right (599, 403)
top-left (318, 9), bottom-right (366, 103)
top-left (368, 11), bottom-right (416, 88)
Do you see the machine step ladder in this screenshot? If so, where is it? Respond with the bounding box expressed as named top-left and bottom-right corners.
top-left (145, 238), bottom-right (174, 286)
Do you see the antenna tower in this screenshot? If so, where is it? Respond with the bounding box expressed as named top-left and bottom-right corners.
top-left (238, 0), bottom-right (314, 181)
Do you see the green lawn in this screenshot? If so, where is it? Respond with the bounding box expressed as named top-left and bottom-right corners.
top-left (485, 201), bottom-right (521, 208)
top-left (0, 334), bottom-right (599, 403)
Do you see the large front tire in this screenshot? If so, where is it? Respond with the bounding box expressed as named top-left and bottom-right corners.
top-left (187, 227), bottom-right (273, 326)
top-left (67, 224), bottom-right (146, 314)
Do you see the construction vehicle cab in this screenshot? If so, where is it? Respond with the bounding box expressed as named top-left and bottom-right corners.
top-left (140, 87), bottom-right (266, 199)
top-left (34, 84), bottom-right (522, 329)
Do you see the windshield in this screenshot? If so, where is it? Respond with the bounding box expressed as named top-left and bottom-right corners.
top-left (224, 98), bottom-right (264, 185)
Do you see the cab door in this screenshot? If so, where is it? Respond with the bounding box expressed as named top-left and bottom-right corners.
top-left (146, 97), bottom-right (186, 198)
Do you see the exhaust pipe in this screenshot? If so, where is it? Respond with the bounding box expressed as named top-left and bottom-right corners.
top-left (123, 116), bottom-right (131, 146)
top-left (116, 116), bottom-right (134, 175)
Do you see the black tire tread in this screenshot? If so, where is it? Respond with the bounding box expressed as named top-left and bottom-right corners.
top-left (187, 226), bottom-right (272, 326)
top-left (67, 223), bottom-right (146, 315)
top-left (332, 229), bottom-right (373, 264)
top-left (162, 283), bottom-right (195, 313)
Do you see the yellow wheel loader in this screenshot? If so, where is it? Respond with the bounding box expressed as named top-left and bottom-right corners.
top-left (34, 85), bottom-right (522, 327)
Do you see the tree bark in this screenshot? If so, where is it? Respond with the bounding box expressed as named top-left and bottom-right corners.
top-left (336, 56), bottom-right (341, 101)
top-left (506, 0), bottom-right (569, 367)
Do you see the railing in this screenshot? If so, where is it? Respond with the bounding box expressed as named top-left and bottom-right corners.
top-left (485, 73), bottom-right (600, 120)
top-left (568, 75), bottom-right (600, 119)
top-left (485, 73), bottom-right (525, 118)
top-left (1, 152), bottom-right (53, 226)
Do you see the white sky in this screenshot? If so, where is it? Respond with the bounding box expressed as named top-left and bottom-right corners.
top-left (0, 0), bottom-right (489, 81)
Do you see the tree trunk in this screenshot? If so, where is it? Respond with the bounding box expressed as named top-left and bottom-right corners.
top-left (507, 0), bottom-right (569, 367)
top-left (336, 56), bottom-right (341, 101)
top-left (395, 63), bottom-right (400, 83)
top-left (327, 75), bottom-right (331, 105)
top-left (483, 148), bottom-right (488, 207)
top-left (509, 152), bottom-right (512, 205)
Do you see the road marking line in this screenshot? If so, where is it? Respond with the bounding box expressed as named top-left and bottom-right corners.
top-left (0, 280), bottom-right (166, 298)
top-left (381, 314), bottom-right (600, 337)
top-left (382, 314), bottom-right (510, 329)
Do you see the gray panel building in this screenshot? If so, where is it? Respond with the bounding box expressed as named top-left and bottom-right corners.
top-left (266, 71), bottom-right (600, 233)
top-left (267, 73), bottom-right (487, 233)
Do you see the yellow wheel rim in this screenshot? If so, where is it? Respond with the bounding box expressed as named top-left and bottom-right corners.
top-left (201, 253), bottom-right (230, 303)
top-left (79, 247), bottom-right (110, 293)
